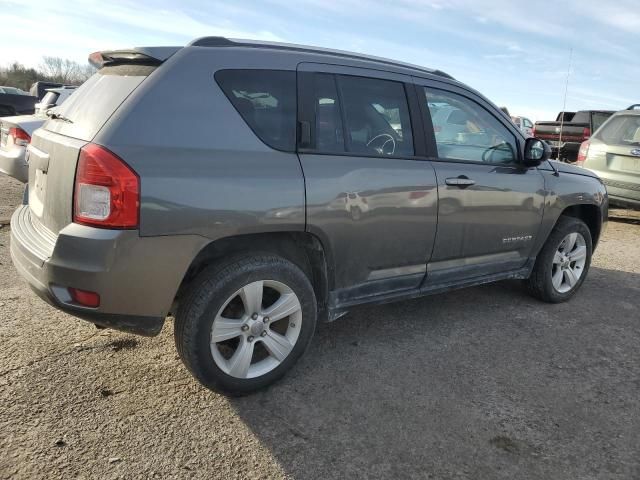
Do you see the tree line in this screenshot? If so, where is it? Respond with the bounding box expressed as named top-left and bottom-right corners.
top-left (0, 57), bottom-right (95, 92)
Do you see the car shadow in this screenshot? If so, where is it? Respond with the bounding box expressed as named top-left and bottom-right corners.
top-left (229, 267), bottom-right (640, 479)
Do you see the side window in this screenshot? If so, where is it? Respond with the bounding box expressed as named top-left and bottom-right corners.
top-left (313, 74), bottom-right (345, 153)
top-left (337, 75), bottom-right (414, 157)
top-left (425, 88), bottom-right (517, 164)
top-left (523, 118), bottom-right (533, 128)
top-left (215, 69), bottom-right (296, 151)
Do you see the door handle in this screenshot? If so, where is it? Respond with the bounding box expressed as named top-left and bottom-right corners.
top-left (445, 176), bottom-right (475, 187)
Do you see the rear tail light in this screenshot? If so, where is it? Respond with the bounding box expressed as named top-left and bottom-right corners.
top-left (9, 127), bottom-right (31, 146)
top-left (576, 140), bottom-right (590, 166)
top-left (582, 127), bottom-right (591, 140)
top-left (68, 288), bottom-right (100, 308)
top-left (532, 126), bottom-right (536, 137)
top-left (73, 143), bottom-right (139, 228)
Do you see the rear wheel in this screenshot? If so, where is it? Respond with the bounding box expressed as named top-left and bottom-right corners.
top-left (527, 216), bottom-right (592, 302)
top-left (175, 254), bottom-right (317, 395)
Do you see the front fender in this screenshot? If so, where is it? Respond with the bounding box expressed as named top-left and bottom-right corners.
top-left (534, 170), bottom-right (607, 255)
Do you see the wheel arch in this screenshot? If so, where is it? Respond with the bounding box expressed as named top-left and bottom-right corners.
top-left (558, 203), bottom-right (603, 248)
top-left (174, 231), bottom-right (333, 319)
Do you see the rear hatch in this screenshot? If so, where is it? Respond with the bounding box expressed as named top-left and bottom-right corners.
top-left (27, 48), bottom-right (178, 235)
top-left (590, 114), bottom-right (640, 198)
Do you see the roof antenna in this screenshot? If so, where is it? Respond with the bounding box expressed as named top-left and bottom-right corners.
top-left (557, 47), bottom-right (573, 162)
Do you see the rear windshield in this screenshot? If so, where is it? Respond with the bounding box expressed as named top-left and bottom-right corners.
top-left (215, 69), bottom-right (296, 151)
top-left (44, 64), bottom-right (156, 141)
top-left (595, 115), bottom-right (640, 146)
top-left (40, 91), bottom-right (60, 106)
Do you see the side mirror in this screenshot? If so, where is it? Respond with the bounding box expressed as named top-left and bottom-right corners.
top-left (523, 137), bottom-right (550, 167)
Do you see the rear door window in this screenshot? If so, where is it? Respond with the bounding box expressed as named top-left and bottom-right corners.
top-left (336, 75), bottom-right (414, 157)
top-left (215, 70), bottom-right (296, 152)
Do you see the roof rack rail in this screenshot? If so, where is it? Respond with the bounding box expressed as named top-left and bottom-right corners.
top-left (626, 104), bottom-right (640, 110)
top-left (188, 36), bottom-right (454, 80)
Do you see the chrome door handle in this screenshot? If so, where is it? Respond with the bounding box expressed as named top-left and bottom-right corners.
top-left (445, 176), bottom-right (475, 187)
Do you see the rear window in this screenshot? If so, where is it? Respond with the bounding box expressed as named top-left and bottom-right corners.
top-left (40, 91), bottom-right (60, 106)
top-left (44, 64), bottom-right (156, 141)
top-left (595, 115), bottom-right (640, 146)
top-left (215, 70), bottom-right (296, 152)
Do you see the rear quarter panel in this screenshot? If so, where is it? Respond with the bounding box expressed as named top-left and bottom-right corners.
top-left (93, 47), bottom-right (306, 240)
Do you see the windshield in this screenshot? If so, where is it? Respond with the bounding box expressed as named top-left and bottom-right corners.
top-left (595, 115), bottom-right (640, 146)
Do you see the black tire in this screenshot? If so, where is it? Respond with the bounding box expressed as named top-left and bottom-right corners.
top-left (527, 216), bottom-right (593, 303)
top-left (175, 254), bottom-right (317, 395)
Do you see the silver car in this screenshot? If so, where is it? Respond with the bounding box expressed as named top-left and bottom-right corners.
top-left (0, 87), bottom-right (76, 182)
top-left (578, 106), bottom-right (640, 208)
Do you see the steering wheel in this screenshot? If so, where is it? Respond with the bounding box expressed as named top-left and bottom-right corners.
top-left (366, 133), bottom-right (396, 156)
top-left (481, 141), bottom-right (514, 163)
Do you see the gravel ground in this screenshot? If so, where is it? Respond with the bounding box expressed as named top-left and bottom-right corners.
top-left (1, 174), bottom-right (639, 479)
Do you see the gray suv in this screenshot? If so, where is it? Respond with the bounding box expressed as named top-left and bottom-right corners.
top-left (10, 38), bottom-right (608, 394)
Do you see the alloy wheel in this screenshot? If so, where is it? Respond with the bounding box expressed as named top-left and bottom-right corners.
top-left (209, 280), bottom-right (302, 379)
top-left (551, 232), bottom-right (587, 293)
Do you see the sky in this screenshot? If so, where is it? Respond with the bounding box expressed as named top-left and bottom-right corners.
top-left (1, 0), bottom-right (638, 122)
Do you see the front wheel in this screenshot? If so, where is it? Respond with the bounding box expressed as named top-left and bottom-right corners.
top-left (527, 216), bottom-right (593, 303)
top-left (175, 254), bottom-right (317, 395)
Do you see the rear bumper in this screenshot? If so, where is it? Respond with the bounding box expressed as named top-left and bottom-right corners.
top-left (10, 205), bottom-right (208, 336)
top-left (598, 177), bottom-right (640, 208)
top-left (0, 146), bottom-right (28, 183)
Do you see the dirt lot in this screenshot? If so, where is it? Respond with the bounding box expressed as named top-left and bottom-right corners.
top-left (1, 174), bottom-right (639, 480)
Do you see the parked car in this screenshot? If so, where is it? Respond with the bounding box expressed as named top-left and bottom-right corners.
top-left (29, 81), bottom-right (66, 100)
top-left (0, 91), bottom-right (37, 117)
top-left (34, 86), bottom-right (77, 114)
top-left (0, 86), bottom-right (29, 95)
top-left (534, 110), bottom-right (614, 162)
top-left (10, 38), bottom-right (608, 395)
top-left (0, 87), bottom-right (76, 182)
top-left (577, 105), bottom-right (640, 208)
top-left (511, 115), bottom-right (534, 137)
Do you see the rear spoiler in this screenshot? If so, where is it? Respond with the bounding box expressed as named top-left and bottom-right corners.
top-left (88, 47), bottom-right (180, 69)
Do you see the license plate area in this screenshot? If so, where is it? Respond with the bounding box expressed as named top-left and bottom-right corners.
top-left (621, 157), bottom-right (640, 172)
top-left (27, 145), bottom-right (50, 219)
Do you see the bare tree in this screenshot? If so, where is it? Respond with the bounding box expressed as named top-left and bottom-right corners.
top-left (39, 56), bottom-right (95, 84)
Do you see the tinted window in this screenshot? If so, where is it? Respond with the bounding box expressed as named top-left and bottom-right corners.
top-left (592, 112), bottom-right (612, 133)
top-left (425, 88), bottom-right (517, 164)
top-left (313, 74), bottom-right (344, 153)
top-left (595, 115), bottom-right (640, 145)
top-left (216, 70), bottom-right (296, 151)
top-left (44, 65), bottom-right (155, 141)
top-left (40, 91), bottom-right (60, 106)
top-left (337, 75), bottom-right (413, 157)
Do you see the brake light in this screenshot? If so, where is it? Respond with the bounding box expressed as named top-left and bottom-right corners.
top-left (582, 127), bottom-right (591, 139)
top-left (68, 288), bottom-right (100, 308)
top-left (73, 143), bottom-right (139, 228)
top-left (576, 140), bottom-right (590, 166)
top-left (9, 127), bottom-right (31, 146)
